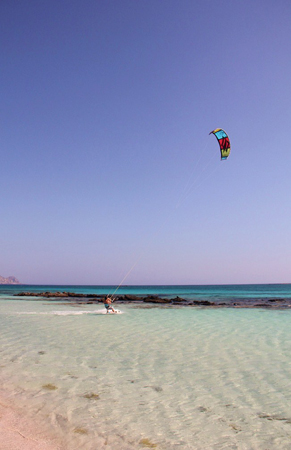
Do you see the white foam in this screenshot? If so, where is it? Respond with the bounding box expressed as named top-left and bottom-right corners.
top-left (17, 309), bottom-right (123, 316)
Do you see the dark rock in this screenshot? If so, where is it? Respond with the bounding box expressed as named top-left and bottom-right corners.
top-left (143, 296), bottom-right (171, 303)
top-left (191, 300), bottom-right (215, 306)
top-left (123, 294), bottom-right (141, 301)
top-left (254, 303), bottom-right (273, 308)
top-left (268, 298), bottom-right (286, 302)
top-left (172, 296), bottom-right (185, 302)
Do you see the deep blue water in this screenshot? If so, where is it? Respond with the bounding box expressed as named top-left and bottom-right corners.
top-left (1, 283), bottom-right (291, 303)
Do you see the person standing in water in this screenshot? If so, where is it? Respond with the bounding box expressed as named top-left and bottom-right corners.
top-left (104, 296), bottom-right (116, 313)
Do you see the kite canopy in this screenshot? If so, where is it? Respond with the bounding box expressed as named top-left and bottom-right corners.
top-left (209, 128), bottom-right (231, 160)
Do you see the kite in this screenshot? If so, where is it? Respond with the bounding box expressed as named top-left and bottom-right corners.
top-left (209, 128), bottom-right (231, 160)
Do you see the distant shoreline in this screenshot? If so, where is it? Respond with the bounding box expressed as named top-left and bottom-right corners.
top-left (0, 275), bottom-right (20, 285)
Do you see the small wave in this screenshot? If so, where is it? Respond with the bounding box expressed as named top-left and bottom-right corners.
top-left (17, 309), bottom-right (123, 316)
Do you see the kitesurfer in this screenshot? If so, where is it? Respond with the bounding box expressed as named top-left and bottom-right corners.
top-left (104, 296), bottom-right (116, 313)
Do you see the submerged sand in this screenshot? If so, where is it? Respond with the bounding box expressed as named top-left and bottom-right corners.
top-left (0, 391), bottom-right (63, 450)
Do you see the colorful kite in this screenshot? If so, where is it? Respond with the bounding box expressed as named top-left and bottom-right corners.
top-left (209, 128), bottom-right (231, 160)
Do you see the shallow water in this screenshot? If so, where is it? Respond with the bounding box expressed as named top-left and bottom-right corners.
top-left (1, 298), bottom-right (291, 449)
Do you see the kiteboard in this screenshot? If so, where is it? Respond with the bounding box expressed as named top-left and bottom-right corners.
top-left (106, 309), bottom-right (122, 314)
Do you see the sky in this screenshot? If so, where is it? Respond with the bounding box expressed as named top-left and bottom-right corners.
top-left (1, 0), bottom-right (291, 285)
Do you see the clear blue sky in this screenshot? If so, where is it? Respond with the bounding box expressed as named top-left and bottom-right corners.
top-left (1, 0), bottom-right (291, 285)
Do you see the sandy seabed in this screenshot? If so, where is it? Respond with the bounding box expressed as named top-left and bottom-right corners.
top-left (0, 390), bottom-right (63, 450)
top-left (0, 389), bottom-right (138, 450)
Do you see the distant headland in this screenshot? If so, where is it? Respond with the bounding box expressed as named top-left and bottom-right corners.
top-left (0, 275), bottom-right (20, 285)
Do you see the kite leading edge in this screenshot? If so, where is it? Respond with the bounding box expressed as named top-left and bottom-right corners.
top-left (209, 128), bottom-right (231, 160)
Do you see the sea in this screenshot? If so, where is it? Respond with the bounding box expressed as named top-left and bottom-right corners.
top-left (1, 284), bottom-right (291, 450)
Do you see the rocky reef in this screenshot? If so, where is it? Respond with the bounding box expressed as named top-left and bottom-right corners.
top-left (13, 291), bottom-right (291, 308)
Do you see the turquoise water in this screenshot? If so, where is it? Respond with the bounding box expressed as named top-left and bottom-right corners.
top-left (2, 283), bottom-right (291, 301)
top-left (1, 286), bottom-right (291, 449)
